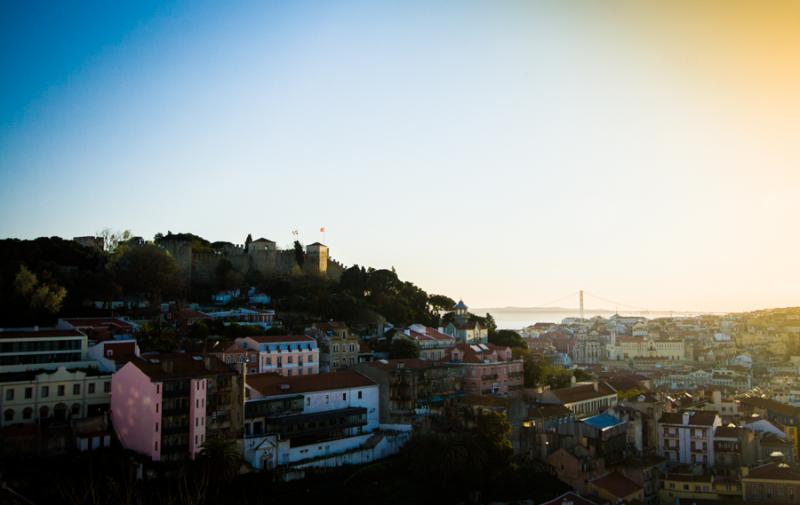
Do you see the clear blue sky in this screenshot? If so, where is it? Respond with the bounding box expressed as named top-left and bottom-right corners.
top-left (1, 1), bottom-right (799, 312)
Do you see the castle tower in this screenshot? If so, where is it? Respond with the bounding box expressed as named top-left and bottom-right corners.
top-left (454, 300), bottom-right (468, 325)
top-left (304, 242), bottom-right (329, 276)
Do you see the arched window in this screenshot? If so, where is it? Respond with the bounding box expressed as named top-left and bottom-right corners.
top-left (23, 407), bottom-right (33, 420)
top-left (3, 409), bottom-right (13, 422)
top-left (40, 406), bottom-right (49, 418)
top-left (71, 403), bottom-right (81, 416)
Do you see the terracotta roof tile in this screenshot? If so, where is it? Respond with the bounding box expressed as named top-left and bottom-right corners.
top-left (591, 471), bottom-right (642, 499)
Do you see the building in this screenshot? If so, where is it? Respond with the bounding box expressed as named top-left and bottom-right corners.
top-left (243, 370), bottom-right (410, 470)
top-left (1, 366), bottom-right (112, 427)
top-left (57, 317), bottom-right (138, 343)
top-left (226, 335), bottom-right (319, 376)
top-left (441, 343), bottom-right (523, 395)
top-left (356, 359), bottom-right (464, 423)
top-left (443, 300), bottom-right (488, 345)
top-left (580, 413), bottom-right (629, 465)
top-left (608, 336), bottom-right (685, 361)
top-left (311, 321), bottom-right (360, 371)
top-left (660, 473), bottom-right (742, 504)
top-left (742, 463), bottom-right (800, 502)
top-left (110, 353), bottom-right (243, 461)
top-left (0, 327), bottom-right (92, 372)
top-left (521, 404), bottom-right (576, 460)
top-left (657, 410), bottom-right (722, 467)
top-left (205, 308), bottom-right (275, 329)
top-left (589, 471), bottom-right (644, 503)
top-left (714, 425), bottom-right (757, 469)
top-left (540, 492), bottom-right (604, 505)
top-left (539, 380), bottom-right (618, 418)
top-left (399, 324), bottom-right (455, 361)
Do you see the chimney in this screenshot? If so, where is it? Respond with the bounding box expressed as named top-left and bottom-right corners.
top-left (161, 359), bottom-right (174, 374)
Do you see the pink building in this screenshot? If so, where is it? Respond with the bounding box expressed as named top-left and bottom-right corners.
top-left (442, 343), bottom-right (524, 395)
top-left (226, 335), bottom-right (319, 376)
top-left (111, 353), bottom-right (237, 461)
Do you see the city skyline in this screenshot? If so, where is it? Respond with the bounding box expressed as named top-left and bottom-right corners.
top-left (2, 1), bottom-right (799, 313)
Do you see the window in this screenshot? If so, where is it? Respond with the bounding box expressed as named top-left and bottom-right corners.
top-left (39, 406), bottom-right (49, 418)
top-left (88, 383), bottom-right (95, 394)
top-left (73, 384), bottom-right (80, 395)
top-left (3, 409), bottom-right (13, 422)
top-left (156, 384), bottom-right (160, 394)
top-left (155, 441), bottom-right (159, 451)
top-left (105, 349), bottom-right (113, 358)
top-left (358, 391), bottom-right (363, 400)
top-left (306, 397), bottom-right (311, 407)
top-left (156, 403), bottom-right (159, 413)
top-left (23, 407), bottom-right (32, 420)
top-left (5, 389), bottom-right (13, 401)
top-left (155, 422), bottom-right (159, 432)
top-left (104, 382), bottom-right (111, 393)
top-left (41, 386), bottom-right (49, 398)
top-left (71, 404), bottom-right (81, 416)
top-left (24, 387), bottom-right (32, 399)
top-left (58, 385), bottom-right (65, 396)
top-left (196, 417), bottom-right (199, 427)
top-left (343, 393), bottom-right (347, 401)
top-left (325, 395), bottom-right (330, 404)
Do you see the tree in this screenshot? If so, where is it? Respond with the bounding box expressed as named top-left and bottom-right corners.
top-left (97, 228), bottom-right (131, 252)
top-left (111, 243), bottom-right (180, 304)
top-left (245, 233), bottom-right (253, 249)
top-left (428, 294), bottom-right (456, 323)
top-left (14, 265), bottom-right (67, 321)
top-left (489, 329), bottom-right (525, 348)
top-left (389, 338), bottom-right (420, 359)
top-left (293, 240), bottom-right (305, 268)
top-left (484, 312), bottom-right (497, 335)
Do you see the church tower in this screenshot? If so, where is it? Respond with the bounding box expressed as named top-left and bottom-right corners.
top-left (454, 300), bottom-right (468, 325)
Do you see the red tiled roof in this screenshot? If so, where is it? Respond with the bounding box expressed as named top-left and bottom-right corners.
top-left (541, 492), bottom-right (603, 505)
top-left (451, 343), bottom-right (509, 364)
top-left (591, 471), bottom-right (642, 499)
top-left (659, 410), bottom-right (720, 426)
top-left (246, 370), bottom-right (374, 396)
top-left (131, 353), bottom-right (233, 380)
top-left (549, 382), bottom-right (616, 404)
top-left (746, 463), bottom-right (800, 481)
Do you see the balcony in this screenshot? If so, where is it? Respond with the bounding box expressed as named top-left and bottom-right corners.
top-left (262, 407), bottom-right (367, 439)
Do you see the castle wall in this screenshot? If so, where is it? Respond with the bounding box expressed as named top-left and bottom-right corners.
top-left (158, 239), bottom-right (344, 287)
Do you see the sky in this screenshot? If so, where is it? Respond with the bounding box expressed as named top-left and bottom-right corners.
top-left (1, 1), bottom-right (799, 313)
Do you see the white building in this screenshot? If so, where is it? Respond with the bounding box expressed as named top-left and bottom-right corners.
top-left (657, 410), bottom-right (722, 467)
top-left (243, 371), bottom-right (410, 470)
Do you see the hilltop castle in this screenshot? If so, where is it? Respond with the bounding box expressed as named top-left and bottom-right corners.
top-left (158, 237), bottom-right (345, 285)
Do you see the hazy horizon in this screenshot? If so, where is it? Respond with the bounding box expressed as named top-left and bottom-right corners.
top-left (2, 1), bottom-right (799, 313)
